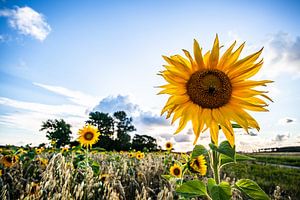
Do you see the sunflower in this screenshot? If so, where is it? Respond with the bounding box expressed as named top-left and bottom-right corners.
top-left (35, 148), bottom-right (42, 154)
top-left (30, 182), bottom-right (40, 195)
top-left (128, 152), bottom-right (135, 158)
top-left (189, 155), bottom-right (207, 175)
top-left (61, 147), bottom-right (69, 153)
top-left (100, 174), bottom-right (110, 182)
top-left (165, 141), bottom-right (173, 151)
top-left (78, 125), bottom-right (100, 148)
top-left (1, 155), bottom-right (18, 168)
top-left (170, 164), bottom-right (182, 178)
top-left (158, 35), bottom-right (272, 147)
top-left (136, 152), bottom-right (145, 160)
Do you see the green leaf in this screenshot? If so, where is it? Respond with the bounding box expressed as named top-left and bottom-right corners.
top-left (220, 154), bottom-right (234, 167)
top-left (91, 161), bottom-right (100, 175)
top-left (209, 143), bottom-right (218, 152)
top-left (232, 124), bottom-right (242, 128)
top-left (235, 179), bottom-right (270, 200)
top-left (220, 154), bottom-right (255, 168)
top-left (236, 154), bottom-right (255, 161)
top-left (209, 141), bottom-right (235, 160)
top-left (207, 178), bottom-right (216, 196)
top-left (191, 145), bottom-right (207, 159)
top-left (176, 180), bottom-right (207, 198)
top-left (211, 182), bottom-right (232, 200)
top-left (161, 175), bottom-right (172, 181)
top-left (218, 141), bottom-right (235, 160)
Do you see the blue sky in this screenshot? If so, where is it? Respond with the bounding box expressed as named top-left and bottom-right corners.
top-left (0, 0), bottom-right (300, 151)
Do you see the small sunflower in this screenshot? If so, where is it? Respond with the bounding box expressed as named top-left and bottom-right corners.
top-left (35, 148), bottom-right (42, 154)
top-left (36, 158), bottom-right (48, 168)
top-left (30, 182), bottom-right (40, 195)
top-left (158, 35), bottom-right (272, 146)
top-left (61, 147), bottom-right (69, 153)
top-left (136, 152), bottom-right (145, 160)
top-left (128, 152), bottom-right (135, 158)
top-left (189, 155), bottom-right (207, 175)
top-left (165, 141), bottom-right (173, 151)
top-left (170, 164), bottom-right (182, 178)
top-left (100, 174), bottom-right (110, 182)
top-left (78, 125), bottom-right (100, 148)
top-left (1, 155), bottom-right (18, 168)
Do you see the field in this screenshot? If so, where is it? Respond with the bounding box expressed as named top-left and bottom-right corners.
top-left (222, 153), bottom-right (300, 200)
top-left (1, 147), bottom-right (300, 200)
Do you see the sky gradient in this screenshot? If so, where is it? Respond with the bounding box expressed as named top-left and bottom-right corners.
top-left (1, 0), bottom-right (300, 152)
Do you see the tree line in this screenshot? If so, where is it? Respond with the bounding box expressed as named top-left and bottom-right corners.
top-left (40, 111), bottom-right (158, 151)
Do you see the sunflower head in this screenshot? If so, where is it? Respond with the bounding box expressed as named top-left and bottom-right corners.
top-left (136, 152), bottom-right (145, 160)
top-left (128, 152), bottom-right (134, 158)
top-left (158, 35), bottom-right (272, 147)
top-left (188, 155), bottom-right (207, 175)
top-left (170, 163), bottom-right (182, 178)
top-left (78, 125), bottom-right (100, 148)
top-left (100, 174), bottom-right (110, 182)
top-left (1, 155), bottom-right (18, 168)
top-left (30, 182), bottom-right (40, 195)
top-left (35, 148), bottom-right (42, 154)
top-left (170, 164), bottom-right (182, 178)
top-left (61, 147), bottom-right (69, 153)
top-left (165, 141), bottom-right (173, 151)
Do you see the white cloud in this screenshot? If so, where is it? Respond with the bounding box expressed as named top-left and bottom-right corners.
top-left (262, 32), bottom-right (300, 78)
top-left (34, 82), bottom-right (99, 108)
top-left (0, 6), bottom-right (51, 41)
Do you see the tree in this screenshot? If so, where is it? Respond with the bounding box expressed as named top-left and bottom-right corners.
top-left (86, 112), bottom-right (114, 137)
top-left (132, 134), bottom-right (158, 151)
top-left (86, 111), bottom-right (115, 150)
top-left (113, 111), bottom-right (136, 151)
top-left (40, 119), bottom-right (72, 148)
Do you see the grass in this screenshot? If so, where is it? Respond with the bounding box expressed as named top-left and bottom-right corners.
top-left (245, 153), bottom-right (300, 167)
top-left (222, 160), bottom-right (300, 200)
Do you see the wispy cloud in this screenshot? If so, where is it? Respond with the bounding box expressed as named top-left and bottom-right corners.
top-left (0, 6), bottom-right (51, 41)
top-left (33, 82), bottom-right (99, 108)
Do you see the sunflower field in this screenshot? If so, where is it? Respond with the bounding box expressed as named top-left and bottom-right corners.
top-left (1, 36), bottom-right (299, 200)
top-left (0, 144), bottom-right (298, 200)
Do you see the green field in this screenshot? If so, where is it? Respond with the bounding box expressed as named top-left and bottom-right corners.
top-left (222, 153), bottom-right (300, 200)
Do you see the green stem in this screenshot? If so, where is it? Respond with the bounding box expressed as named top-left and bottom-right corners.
top-left (212, 150), bottom-right (220, 184)
top-left (85, 147), bottom-right (89, 167)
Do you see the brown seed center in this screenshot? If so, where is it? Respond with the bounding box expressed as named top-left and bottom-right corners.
top-left (186, 69), bottom-right (232, 108)
top-left (84, 132), bottom-right (94, 141)
top-left (173, 168), bottom-right (181, 176)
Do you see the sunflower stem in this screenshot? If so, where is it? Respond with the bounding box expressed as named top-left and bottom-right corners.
top-left (85, 147), bottom-right (89, 167)
top-left (211, 150), bottom-right (220, 184)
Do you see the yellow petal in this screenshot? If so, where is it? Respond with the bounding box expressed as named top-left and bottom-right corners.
top-left (182, 49), bottom-right (198, 72)
top-left (208, 34), bottom-right (219, 69)
top-left (193, 39), bottom-right (205, 69)
top-left (222, 42), bottom-right (245, 71)
top-left (210, 120), bottom-right (219, 145)
top-left (218, 41), bottom-right (236, 70)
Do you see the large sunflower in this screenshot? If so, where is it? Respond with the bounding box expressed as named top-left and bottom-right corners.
top-left (78, 125), bottom-right (100, 148)
top-left (158, 35), bottom-right (272, 147)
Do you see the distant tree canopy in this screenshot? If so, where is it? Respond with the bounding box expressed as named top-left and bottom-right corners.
top-left (40, 111), bottom-right (158, 151)
top-left (40, 119), bottom-right (72, 148)
top-left (132, 134), bottom-right (157, 151)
